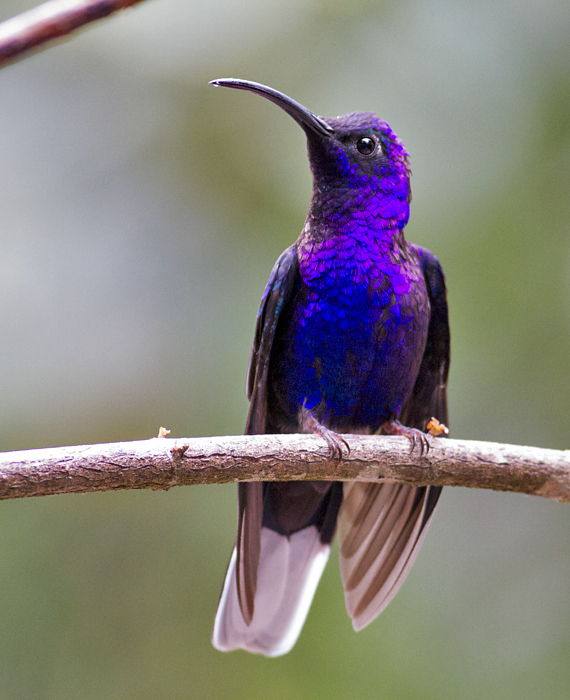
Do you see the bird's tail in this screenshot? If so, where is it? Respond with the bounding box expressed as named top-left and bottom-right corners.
top-left (212, 481), bottom-right (342, 656)
top-left (212, 524), bottom-right (331, 656)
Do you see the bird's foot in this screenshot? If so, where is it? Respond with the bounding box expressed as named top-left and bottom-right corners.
top-left (382, 420), bottom-right (430, 456)
top-left (299, 405), bottom-right (350, 461)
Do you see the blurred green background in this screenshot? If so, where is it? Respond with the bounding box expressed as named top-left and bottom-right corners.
top-left (0, 0), bottom-right (569, 698)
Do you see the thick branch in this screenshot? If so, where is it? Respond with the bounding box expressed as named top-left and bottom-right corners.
top-left (0, 0), bottom-right (146, 66)
top-left (0, 434), bottom-right (569, 502)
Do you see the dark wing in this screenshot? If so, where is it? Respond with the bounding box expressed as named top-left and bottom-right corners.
top-left (238, 245), bottom-right (300, 623)
top-left (213, 245), bottom-right (344, 655)
top-left (399, 245), bottom-right (450, 433)
top-left (214, 245), bottom-right (337, 655)
top-left (245, 244), bottom-right (301, 435)
top-left (338, 245), bottom-right (450, 630)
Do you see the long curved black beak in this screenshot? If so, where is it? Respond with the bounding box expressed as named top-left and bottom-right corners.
top-left (209, 79), bottom-right (334, 139)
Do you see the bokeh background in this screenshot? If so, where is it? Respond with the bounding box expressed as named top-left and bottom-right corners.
top-left (0, 0), bottom-right (569, 698)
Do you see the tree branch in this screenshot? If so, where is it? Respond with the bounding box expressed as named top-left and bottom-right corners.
top-left (0, 433), bottom-right (569, 503)
top-left (0, 0), bottom-right (146, 67)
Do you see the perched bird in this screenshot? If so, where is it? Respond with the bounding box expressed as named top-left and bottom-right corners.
top-left (210, 79), bottom-right (450, 656)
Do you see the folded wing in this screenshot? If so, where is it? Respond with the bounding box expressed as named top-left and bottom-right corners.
top-left (338, 246), bottom-right (450, 630)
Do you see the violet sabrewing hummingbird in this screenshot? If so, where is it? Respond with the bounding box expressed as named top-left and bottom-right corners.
top-left (209, 79), bottom-right (450, 656)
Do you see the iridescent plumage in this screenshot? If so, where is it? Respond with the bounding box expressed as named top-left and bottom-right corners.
top-left (210, 80), bottom-right (450, 656)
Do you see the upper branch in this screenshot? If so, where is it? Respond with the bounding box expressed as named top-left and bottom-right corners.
top-left (0, 0), bottom-right (146, 67)
top-left (0, 434), bottom-right (569, 502)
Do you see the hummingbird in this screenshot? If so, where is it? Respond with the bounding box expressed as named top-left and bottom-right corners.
top-left (209, 79), bottom-right (450, 656)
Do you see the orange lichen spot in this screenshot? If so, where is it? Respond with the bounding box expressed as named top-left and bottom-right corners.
top-left (426, 418), bottom-right (449, 437)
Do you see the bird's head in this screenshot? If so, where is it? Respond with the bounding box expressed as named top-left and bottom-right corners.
top-left (210, 79), bottom-right (411, 229)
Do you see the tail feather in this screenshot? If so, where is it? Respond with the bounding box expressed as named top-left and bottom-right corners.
top-left (212, 525), bottom-right (330, 656)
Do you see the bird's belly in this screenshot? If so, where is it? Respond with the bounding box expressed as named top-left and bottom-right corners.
top-left (268, 281), bottom-right (429, 432)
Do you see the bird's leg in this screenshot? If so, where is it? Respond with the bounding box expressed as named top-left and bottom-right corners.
top-left (298, 403), bottom-right (350, 461)
top-left (382, 419), bottom-right (431, 456)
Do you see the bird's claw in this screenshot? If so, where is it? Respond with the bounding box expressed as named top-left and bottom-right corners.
top-left (319, 427), bottom-right (350, 461)
top-left (407, 428), bottom-right (430, 456)
top-left (382, 420), bottom-right (431, 456)
top-left (299, 403), bottom-right (350, 461)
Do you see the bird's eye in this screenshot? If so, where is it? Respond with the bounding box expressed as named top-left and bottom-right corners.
top-left (356, 136), bottom-right (376, 155)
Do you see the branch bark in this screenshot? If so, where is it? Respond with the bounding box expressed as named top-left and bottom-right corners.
top-left (0, 433), bottom-right (569, 502)
top-left (0, 0), bottom-right (146, 67)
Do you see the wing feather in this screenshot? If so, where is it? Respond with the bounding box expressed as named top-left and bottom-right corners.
top-left (235, 482), bottom-right (263, 624)
top-left (339, 246), bottom-right (450, 630)
top-left (214, 246), bottom-right (304, 647)
top-left (245, 245), bottom-right (300, 434)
